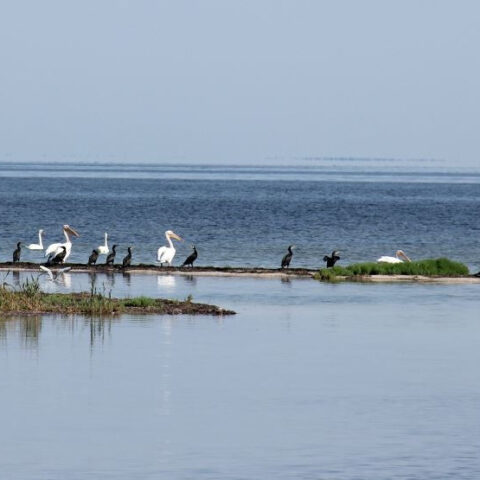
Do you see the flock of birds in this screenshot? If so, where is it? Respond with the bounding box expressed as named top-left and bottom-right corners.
top-left (10, 226), bottom-right (200, 269)
top-left (8, 224), bottom-right (412, 271)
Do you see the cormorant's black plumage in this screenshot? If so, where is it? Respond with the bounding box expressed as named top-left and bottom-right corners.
top-left (51, 246), bottom-right (67, 265)
top-left (323, 251), bottom-right (340, 268)
top-left (122, 247), bottom-right (132, 268)
top-left (13, 242), bottom-right (22, 263)
top-left (88, 249), bottom-right (99, 266)
top-left (181, 246), bottom-right (198, 268)
top-left (106, 245), bottom-right (117, 265)
top-left (281, 245), bottom-right (294, 269)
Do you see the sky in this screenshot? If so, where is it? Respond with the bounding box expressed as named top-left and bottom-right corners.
top-left (0, 0), bottom-right (479, 167)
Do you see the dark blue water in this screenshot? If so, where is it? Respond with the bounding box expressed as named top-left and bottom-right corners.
top-left (0, 163), bottom-right (479, 270)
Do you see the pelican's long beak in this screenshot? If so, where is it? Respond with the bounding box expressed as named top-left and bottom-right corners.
top-left (397, 250), bottom-right (411, 262)
top-left (169, 232), bottom-right (183, 241)
top-left (65, 226), bottom-right (80, 237)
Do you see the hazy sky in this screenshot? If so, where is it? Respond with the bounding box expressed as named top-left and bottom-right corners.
top-left (0, 0), bottom-right (479, 167)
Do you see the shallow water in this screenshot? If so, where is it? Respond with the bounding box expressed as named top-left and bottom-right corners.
top-left (1, 275), bottom-right (479, 479)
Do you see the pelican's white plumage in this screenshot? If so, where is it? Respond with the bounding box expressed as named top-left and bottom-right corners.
top-left (377, 250), bottom-right (411, 264)
top-left (26, 229), bottom-right (44, 250)
top-left (157, 230), bottom-right (183, 266)
top-left (44, 225), bottom-right (79, 263)
top-left (98, 232), bottom-right (109, 255)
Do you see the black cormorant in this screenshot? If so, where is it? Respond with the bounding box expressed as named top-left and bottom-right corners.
top-left (51, 246), bottom-right (67, 265)
top-left (106, 245), bottom-right (117, 265)
top-left (181, 245), bottom-right (198, 268)
top-left (122, 247), bottom-right (133, 268)
top-left (281, 245), bottom-right (294, 269)
top-left (88, 249), bottom-right (99, 266)
top-left (323, 250), bottom-right (340, 268)
top-left (13, 242), bottom-right (22, 263)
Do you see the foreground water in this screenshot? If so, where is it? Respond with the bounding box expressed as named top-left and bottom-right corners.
top-left (1, 274), bottom-right (479, 479)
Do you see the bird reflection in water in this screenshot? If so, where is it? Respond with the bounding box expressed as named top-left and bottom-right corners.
top-left (157, 275), bottom-right (176, 290)
top-left (88, 271), bottom-right (97, 287)
top-left (183, 275), bottom-right (197, 286)
top-left (62, 272), bottom-right (72, 289)
top-left (122, 272), bottom-right (131, 287)
top-left (104, 270), bottom-right (116, 288)
top-left (280, 276), bottom-right (292, 286)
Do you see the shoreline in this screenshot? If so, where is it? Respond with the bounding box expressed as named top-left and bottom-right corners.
top-left (0, 262), bottom-right (317, 278)
top-left (0, 262), bottom-right (479, 284)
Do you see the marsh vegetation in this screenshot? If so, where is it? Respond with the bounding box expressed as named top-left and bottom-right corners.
top-left (315, 258), bottom-right (470, 281)
top-left (0, 274), bottom-right (234, 316)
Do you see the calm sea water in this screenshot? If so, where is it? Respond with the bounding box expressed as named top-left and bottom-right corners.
top-left (0, 162), bottom-right (479, 270)
top-left (1, 163), bottom-right (480, 479)
top-left (1, 274), bottom-right (480, 479)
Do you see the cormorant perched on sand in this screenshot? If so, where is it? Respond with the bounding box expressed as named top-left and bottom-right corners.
top-left (13, 242), bottom-right (22, 263)
top-left (281, 245), bottom-right (295, 269)
top-left (323, 250), bottom-right (340, 268)
top-left (88, 249), bottom-right (99, 266)
top-left (122, 247), bottom-right (133, 268)
top-left (50, 246), bottom-right (67, 265)
top-left (181, 245), bottom-right (198, 268)
top-left (106, 245), bottom-right (117, 265)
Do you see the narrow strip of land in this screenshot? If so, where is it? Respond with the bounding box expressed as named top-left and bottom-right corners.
top-left (0, 262), bottom-right (479, 283)
top-left (0, 262), bottom-right (316, 277)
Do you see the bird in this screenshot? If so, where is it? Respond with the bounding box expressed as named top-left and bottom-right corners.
top-left (97, 232), bottom-right (109, 255)
top-left (323, 250), bottom-right (341, 268)
top-left (13, 242), bottom-right (22, 262)
top-left (157, 230), bottom-right (183, 266)
top-left (26, 229), bottom-right (44, 250)
top-left (181, 245), bottom-right (198, 268)
top-left (49, 246), bottom-right (67, 265)
top-left (45, 225), bottom-right (79, 263)
top-left (88, 249), bottom-right (99, 266)
top-left (377, 250), bottom-right (411, 264)
top-left (106, 244), bottom-right (117, 265)
top-left (122, 246), bottom-right (133, 268)
top-left (39, 265), bottom-right (71, 282)
top-left (281, 245), bottom-right (295, 269)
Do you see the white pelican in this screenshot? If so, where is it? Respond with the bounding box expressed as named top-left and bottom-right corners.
top-left (45, 225), bottom-right (79, 263)
top-left (377, 250), bottom-right (411, 264)
top-left (157, 230), bottom-right (183, 266)
top-left (26, 229), bottom-right (44, 250)
top-left (98, 232), bottom-right (109, 255)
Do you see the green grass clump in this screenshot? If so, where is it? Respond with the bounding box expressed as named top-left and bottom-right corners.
top-left (123, 296), bottom-right (157, 308)
top-left (314, 258), bottom-right (469, 281)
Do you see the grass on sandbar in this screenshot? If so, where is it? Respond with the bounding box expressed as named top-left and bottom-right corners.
top-left (0, 276), bottom-right (122, 315)
top-left (0, 275), bottom-right (229, 315)
top-left (314, 258), bottom-right (469, 281)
